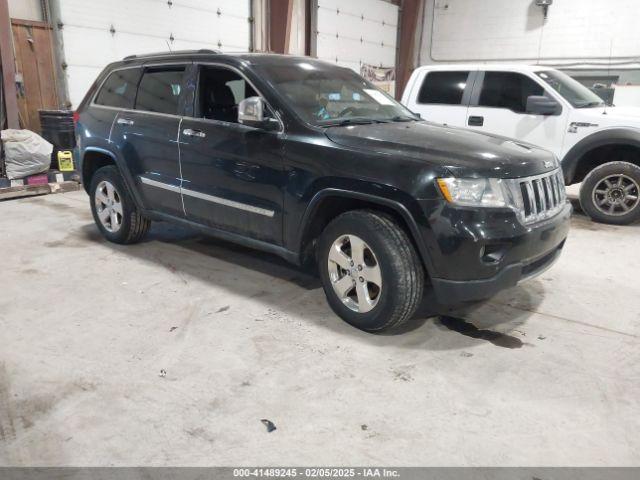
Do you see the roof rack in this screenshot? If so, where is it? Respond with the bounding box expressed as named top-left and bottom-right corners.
top-left (123, 49), bottom-right (220, 61)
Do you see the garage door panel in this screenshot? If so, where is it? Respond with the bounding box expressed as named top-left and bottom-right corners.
top-left (173, 0), bottom-right (250, 19)
top-left (316, 0), bottom-right (398, 74)
top-left (66, 65), bottom-right (103, 108)
top-left (59, 0), bottom-right (250, 107)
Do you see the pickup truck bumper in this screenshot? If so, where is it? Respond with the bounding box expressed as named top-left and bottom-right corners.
top-left (427, 201), bottom-right (572, 304)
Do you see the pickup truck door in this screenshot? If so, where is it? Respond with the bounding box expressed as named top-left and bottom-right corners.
top-left (403, 69), bottom-right (476, 128)
top-left (109, 65), bottom-right (187, 217)
top-left (178, 64), bottom-right (285, 244)
top-left (465, 71), bottom-right (568, 157)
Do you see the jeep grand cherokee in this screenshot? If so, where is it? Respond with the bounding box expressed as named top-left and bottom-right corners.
top-left (76, 51), bottom-right (571, 333)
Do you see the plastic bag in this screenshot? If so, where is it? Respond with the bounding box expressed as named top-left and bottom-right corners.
top-left (1, 129), bottom-right (53, 180)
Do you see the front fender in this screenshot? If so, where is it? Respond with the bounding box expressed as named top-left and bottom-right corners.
top-left (294, 182), bottom-right (435, 275)
top-left (562, 127), bottom-right (640, 184)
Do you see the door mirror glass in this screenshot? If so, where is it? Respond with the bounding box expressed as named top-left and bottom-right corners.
top-left (238, 96), bottom-right (279, 130)
top-left (526, 95), bottom-right (560, 115)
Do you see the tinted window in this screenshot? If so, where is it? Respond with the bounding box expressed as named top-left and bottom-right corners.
top-left (417, 71), bottom-right (470, 105)
top-left (135, 68), bottom-right (185, 115)
top-left (197, 66), bottom-right (258, 122)
top-left (479, 72), bottom-right (544, 113)
top-left (94, 68), bottom-right (141, 109)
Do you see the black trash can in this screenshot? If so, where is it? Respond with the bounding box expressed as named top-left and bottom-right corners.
top-left (39, 110), bottom-right (76, 170)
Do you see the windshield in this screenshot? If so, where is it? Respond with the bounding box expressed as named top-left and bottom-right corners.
top-left (255, 61), bottom-right (418, 126)
top-left (535, 70), bottom-right (605, 108)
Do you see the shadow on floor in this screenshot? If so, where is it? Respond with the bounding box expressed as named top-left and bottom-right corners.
top-left (74, 221), bottom-right (542, 349)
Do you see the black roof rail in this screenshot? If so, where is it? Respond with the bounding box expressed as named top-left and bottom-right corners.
top-left (123, 49), bottom-right (221, 61)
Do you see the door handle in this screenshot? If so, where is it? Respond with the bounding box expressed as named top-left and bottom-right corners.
top-left (117, 117), bottom-right (134, 126)
top-left (468, 116), bottom-right (484, 127)
top-left (183, 128), bottom-right (206, 138)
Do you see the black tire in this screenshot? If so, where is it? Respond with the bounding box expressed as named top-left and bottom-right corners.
top-left (89, 165), bottom-right (151, 244)
top-left (317, 210), bottom-right (425, 333)
top-left (579, 161), bottom-right (640, 225)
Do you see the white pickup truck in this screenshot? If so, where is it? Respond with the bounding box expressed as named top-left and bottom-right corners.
top-left (402, 64), bottom-right (640, 225)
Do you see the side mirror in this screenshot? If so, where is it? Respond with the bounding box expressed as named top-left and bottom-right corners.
top-left (526, 95), bottom-right (560, 115)
top-left (238, 96), bottom-right (280, 131)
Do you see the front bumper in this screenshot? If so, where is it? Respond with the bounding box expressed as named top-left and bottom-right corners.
top-left (426, 201), bottom-right (572, 304)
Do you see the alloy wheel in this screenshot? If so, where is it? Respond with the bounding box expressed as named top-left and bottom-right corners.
top-left (327, 234), bottom-right (382, 313)
top-left (95, 180), bottom-right (123, 232)
top-left (592, 174), bottom-right (640, 217)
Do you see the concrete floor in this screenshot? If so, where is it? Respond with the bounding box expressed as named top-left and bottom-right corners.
top-left (0, 189), bottom-right (639, 466)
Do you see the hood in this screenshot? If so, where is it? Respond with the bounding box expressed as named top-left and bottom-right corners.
top-left (324, 121), bottom-right (559, 179)
top-left (573, 106), bottom-right (640, 126)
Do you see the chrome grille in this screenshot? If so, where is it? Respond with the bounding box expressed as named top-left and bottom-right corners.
top-left (514, 169), bottom-right (566, 224)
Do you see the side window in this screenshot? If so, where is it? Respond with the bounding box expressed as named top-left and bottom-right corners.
top-left (478, 72), bottom-right (545, 113)
top-left (417, 71), bottom-right (470, 105)
top-left (196, 66), bottom-right (258, 123)
top-left (135, 68), bottom-right (186, 115)
top-left (94, 68), bottom-right (141, 109)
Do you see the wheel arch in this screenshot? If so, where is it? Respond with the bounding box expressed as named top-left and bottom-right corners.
top-left (563, 128), bottom-right (640, 184)
top-left (296, 188), bottom-right (434, 276)
top-left (81, 147), bottom-right (145, 208)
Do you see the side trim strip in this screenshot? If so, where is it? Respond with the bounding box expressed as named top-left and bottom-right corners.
top-left (139, 176), bottom-right (275, 218)
top-left (140, 176), bottom-right (181, 193)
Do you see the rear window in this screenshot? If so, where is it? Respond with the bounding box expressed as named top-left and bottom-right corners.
top-left (417, 71), bottom-right (470, 105)
top-left (135, 68), bottom-right (186, 115)
top-left (94, 68), bottom-right (141, 109)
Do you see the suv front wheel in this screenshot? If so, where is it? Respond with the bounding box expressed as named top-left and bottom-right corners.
top-left (90, 165), bottom-right (151, 244)
top-left (318, 210), bottom-right (424, 333)
top-left (579, 161), bottom-right (640, 225)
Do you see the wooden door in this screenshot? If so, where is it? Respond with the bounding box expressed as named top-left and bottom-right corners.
top-left (11, 19), bottom-right (59, 132)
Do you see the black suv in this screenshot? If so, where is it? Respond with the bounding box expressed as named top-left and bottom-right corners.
top-left (77, 50), bottom-right (571, 333)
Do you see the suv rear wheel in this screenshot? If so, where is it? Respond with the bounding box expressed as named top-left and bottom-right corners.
top-left (318, 210), bottom-right (424, 333)
top-left (90, 165), bottom-right (151, 244)
top-left (579, 161), bottom-right (640, 225)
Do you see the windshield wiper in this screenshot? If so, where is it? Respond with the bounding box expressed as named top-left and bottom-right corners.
top-left (390, 115), bottom-right (418, 122)
top-left (320, 117), bottom-right (386, 127)
top-left (576, 101), bottom-right (605, 108)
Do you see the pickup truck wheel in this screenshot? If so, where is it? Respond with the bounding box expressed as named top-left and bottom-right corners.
top-left (90, 165), bottom-right (151, 244)
top-left (318, 210), bottom-right (424, 333)
top-left (580, 161), bottom-right (640, 225)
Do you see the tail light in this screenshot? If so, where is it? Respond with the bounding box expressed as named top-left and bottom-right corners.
top-left (73, 111), bottom-right (80, 126)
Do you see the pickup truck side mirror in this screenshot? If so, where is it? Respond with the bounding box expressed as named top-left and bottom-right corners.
top-left (526, 95), bottom-right (561, 116)
top-left (238, 96), bottom-right (280, 131)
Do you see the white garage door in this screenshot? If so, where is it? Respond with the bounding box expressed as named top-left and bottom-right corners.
top-left (58, 0), bottom-right (251, 107)
top-left (316, 0), bottom-right (398, 90)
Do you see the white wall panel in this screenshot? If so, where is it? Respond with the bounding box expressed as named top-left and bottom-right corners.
top-left (428, 0), bottom-right (640, 64)
top-left (316, 0), bottom-right (398, 71)
top-left (57, 0), bottom-right (251, 107)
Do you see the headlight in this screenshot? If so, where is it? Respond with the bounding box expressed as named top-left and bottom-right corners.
top-left (436, 177), bottom-right (510, 208)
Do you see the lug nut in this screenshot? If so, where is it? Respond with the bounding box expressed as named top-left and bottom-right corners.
top-left (359, 276), bottom-right (364, 283)
top-left (357, 265), bottom-right (363, 271)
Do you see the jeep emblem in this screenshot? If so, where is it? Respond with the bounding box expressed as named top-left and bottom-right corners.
top-left (544, 160), bottom-right (553, 168)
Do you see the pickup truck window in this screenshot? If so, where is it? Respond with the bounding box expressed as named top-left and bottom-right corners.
top-left (478, 72), bottom-right (544, 113)
top-left (535, 70), bottom-right (604, 108)
top-left (256, 62), bottom-right (415, 126)
top-left (94, 68), bottom-right (141, 109)
top-left (135, 67), bottom-right (186, 115)
top-left (418, 71), bottom-right (470, 105)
